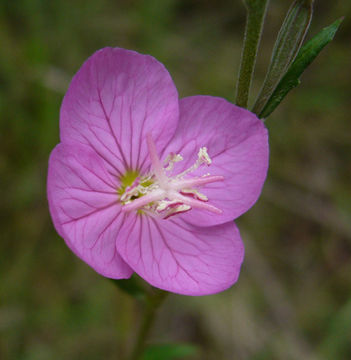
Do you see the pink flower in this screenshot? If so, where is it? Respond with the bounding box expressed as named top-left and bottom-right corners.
top-left (47, 48), bottom-right (268, 295)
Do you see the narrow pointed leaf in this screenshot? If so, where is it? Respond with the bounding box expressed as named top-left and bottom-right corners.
top-left (142, 343), bottom-right (199, 360)
top-left (253, 0), bottom-right (314, 115)
top-left (259, 18), bottom-right (343, 118)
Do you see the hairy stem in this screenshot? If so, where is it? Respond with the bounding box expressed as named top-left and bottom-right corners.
top-left (129, 290), bottom-right (168, 360)
top-left (235, 0), bottom-right (270, 109)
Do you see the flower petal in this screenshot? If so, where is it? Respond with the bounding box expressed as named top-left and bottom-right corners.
top-left (60, 47), bottom-right (179, 175)
top-left (163, 96), bottom-right (269, 226)
top-left (116, 216), bottom-right (244, 295)
top-left (47, 143), bottom-right (133, 279)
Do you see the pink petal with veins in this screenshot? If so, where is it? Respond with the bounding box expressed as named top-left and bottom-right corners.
top-left (117, 215), bottom-right (244, 295)
top-left (47, 48), bottom-right (269, 295)
top-left (60, 47), bottom-right (179, 176)
top-left (163, 96), bottom-right (269, 226)
top-left (47, 143), bottom-right (133, 279)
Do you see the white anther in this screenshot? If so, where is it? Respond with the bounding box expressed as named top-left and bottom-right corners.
top-left (120, 186), bottom-right (139, 202)
top-left (176, 147), bottom-right (213, 179)
top-left (197, 147), bottom-right (211, 166)
top-left (156, 199), bottom-right (178, 212)
top-left (120, 135), bottom-right (223, 218)
top-left (181, 188), bottom-right (208, 201)
top-left (164, 152), bottom-right (184, 171)
top-left (163, 204), bottom-right (191, 219)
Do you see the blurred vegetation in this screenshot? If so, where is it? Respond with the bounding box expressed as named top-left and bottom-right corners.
top-left (1, 0), bottom-right (350, 359)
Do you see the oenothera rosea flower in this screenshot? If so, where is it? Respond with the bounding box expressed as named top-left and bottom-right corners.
top-left (47, 48), bottom-right (268, 295)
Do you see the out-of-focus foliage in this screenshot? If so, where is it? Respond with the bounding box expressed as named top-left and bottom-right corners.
top-left (0, 1), bottom-right (350, 359)
top-left (142, 343), bottom-right (199, 360)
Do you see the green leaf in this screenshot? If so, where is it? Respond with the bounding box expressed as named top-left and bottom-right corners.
top-left (252, 0), bottom-right (314, 115)
top-left (142, 343), bottom-right (199, 360)
top-left (110, 275), bottom-right (147, 301)
top-left (259, 17), bottom-right (343, 119)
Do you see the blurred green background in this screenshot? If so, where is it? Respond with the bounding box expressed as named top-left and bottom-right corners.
top-left (1, 0), bottom-right (350, 359)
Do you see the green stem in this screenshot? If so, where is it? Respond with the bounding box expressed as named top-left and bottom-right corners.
top-left (129, 290), bottom-right (168, 360)
top-left (235, 0), bottom-right (270, 109)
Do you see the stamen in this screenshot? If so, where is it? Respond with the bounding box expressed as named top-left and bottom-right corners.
top-left (171, 192), bottom-right (222, 215)
top-left (174, 175), bottom-right (224, 190)
top-left (120, 135), bottom-right (224, 219)
top-left (122, 189), bottom-right (165, 212)
top-left (176, 147), bottom-right (212, 179)
top-left (156, 199), bottom-right (183, 212)
top-left (164, 152), bottom-right (183, 171)
top-left (198, 147), bottom-right (212, 165)
top-left (181, 189), bottom-right (208, 201)
top-left (164, 153), bottom-right (184, 171)
top-left (163, 204), bottom-right (191, 219)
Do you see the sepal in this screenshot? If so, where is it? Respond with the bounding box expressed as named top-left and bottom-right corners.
top-left (111, 275), bottom-right (148, 301)
top-left (253, 0), bottom-right (314, 115)
top-left (259, 18), bottom-right (343, 119)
